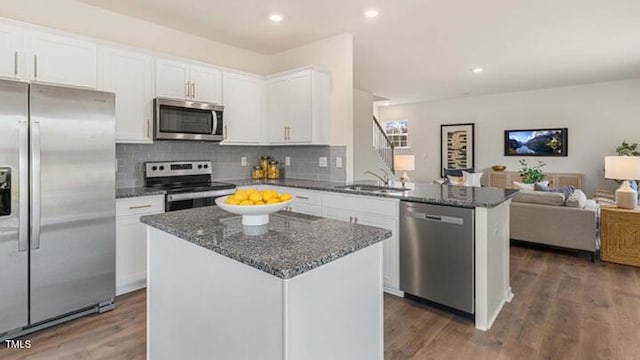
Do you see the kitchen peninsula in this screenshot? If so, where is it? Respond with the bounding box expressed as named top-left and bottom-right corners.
top-left (141, 207), bottom-right (391, 360)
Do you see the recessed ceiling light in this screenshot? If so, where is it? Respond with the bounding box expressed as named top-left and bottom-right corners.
top-left (364, 9), bottom-right (379, 18)
top-left (269, 13), bottom-right (284, 23)
top-left (472, 67), bottom-right (484, 74)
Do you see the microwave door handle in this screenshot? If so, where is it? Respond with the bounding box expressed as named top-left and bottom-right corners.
top-left (212, 111), bottom-right (218, 135)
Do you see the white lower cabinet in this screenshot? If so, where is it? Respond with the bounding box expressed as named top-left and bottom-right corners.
top-left (115, 195), bottom-right (165, 295)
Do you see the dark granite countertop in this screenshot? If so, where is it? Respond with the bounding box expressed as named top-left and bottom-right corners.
top-left (141, 206), bottom-right (391, 279)
top-left (228, 178), bottom-right (518, 208)
top-left (116, 187), bottom-right (166, 199)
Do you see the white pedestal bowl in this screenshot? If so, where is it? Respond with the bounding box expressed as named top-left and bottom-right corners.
top-left (215, 196), bottom-right (293, 226)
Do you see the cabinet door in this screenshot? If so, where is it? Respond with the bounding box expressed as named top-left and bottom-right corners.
top-left (222, 72), bottom-right (263, 144)
top-left (115, 214), bottom-right (148, 295)
top-left (99, 47), bottom-right (153, 143)
top-left (190, 64), bottom-right (221, 104)
top-left (288, 71), bottom-right (313, 143)
top-left (155, 58), bottom-right (189, 100)
top-left (288, 203), bottom-right (322, 216)
top-left (322, 206), bottom-right (400, 293)
top-left (30, 30), bottom-right (97, 88)
top-left (267, 77), bottom-right (289, 143)
top-left (0, 22), bottom-right (22, 79)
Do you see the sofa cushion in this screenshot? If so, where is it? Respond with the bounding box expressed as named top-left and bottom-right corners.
top-left (444, 168), bottom-right (474, 178)
top-left (462, 171), bottom-right (483, 187)
top-left (512, 190), bottom-right (566, 206)
top-left (566, 189), bottom-right (587, 208)
top-left (534, 184), bottom-right (576, 199)
top-left (514, 180), bottom-right (549, 191)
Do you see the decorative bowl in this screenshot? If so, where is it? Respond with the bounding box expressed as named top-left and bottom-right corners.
top-left (215, 196), bottom-right (293, 226)
top-left (491, 165), bottom-right (507, 172)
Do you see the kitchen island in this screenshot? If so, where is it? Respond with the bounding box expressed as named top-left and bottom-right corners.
top-left (141, 207), bottom-right (391, 360)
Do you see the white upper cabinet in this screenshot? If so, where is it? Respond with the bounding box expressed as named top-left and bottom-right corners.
top-left (155, 58), bottom-right (221, 103)
top-left (99, 47), bottom-right (154, 144)
top-left (221, 71), bottom-right (263, 144)
top-left (267, 77), bottom-right (290, 143)
top-left (288, 72), bottom-right (313, 142)
top-left (190, 64), bottom-right (222, 104)
top-left (267, 68), bottom-right (330, 145)
top-left (29, 30), bottom-right (97, 88)
top-left (0, 22), bottom-right (23, 80)
top-left (155, 58), bottom-right (190, 100)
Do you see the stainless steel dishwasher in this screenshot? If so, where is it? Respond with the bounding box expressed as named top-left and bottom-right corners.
top-left (399, 202), bottom-right (475, 314)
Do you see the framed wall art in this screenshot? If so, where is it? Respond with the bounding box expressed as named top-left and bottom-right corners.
top-left (440, 123), bottom-right (475, 177)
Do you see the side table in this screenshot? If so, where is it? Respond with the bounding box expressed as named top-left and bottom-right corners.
top-left (600, 206), bottom-right (640, 267)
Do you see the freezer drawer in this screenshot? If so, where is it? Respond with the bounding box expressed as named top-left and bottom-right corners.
top-left (399, 202), bottom-right (475, 314)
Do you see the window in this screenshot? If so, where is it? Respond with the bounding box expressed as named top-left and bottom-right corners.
top-left (384, 120), bottom-right (409, 148)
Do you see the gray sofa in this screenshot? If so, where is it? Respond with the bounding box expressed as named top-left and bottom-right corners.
top-left (510, 190), bottom-right (599, 254)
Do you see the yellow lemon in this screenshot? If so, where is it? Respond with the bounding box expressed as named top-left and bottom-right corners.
top-left (225, 196), bottom-right (240, 205)
top-left (266, 198), bottom-right (281, 204)
top-left (249, 193), bottom-right (263, 202)
top-left (239, 200), bottom-right (253, 205)
top-left (253, 200), bottom-right (265, 205)
top-left (235, 193), bottom-right (249, 201)
top-left (262, 191), bottom-right (276, 202)
top-left (279, 193), bottom-right (292, 201)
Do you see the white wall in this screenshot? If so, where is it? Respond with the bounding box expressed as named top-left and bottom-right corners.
top-left (353, 89), bottom-right (386, 179)
top-left (378, 78), bottom-right (640, 195)
top-left (0, 0), bottom-right (269, 74)
top-left (269, 34), bottom-right (355, 181)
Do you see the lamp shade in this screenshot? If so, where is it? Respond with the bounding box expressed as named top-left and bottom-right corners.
top-left (394, 155), bottom-right (415, 171)
top-left (605, 156), bottom-right (640, 180)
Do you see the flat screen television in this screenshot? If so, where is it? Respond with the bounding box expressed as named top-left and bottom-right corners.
top-left (504, 128), bottom-right (568, 157)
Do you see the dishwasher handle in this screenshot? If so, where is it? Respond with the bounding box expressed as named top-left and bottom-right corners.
top-left (407, 211), bottom-right (464, 225)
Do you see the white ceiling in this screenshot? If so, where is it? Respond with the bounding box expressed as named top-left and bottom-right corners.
top-left (80, 0), bottom-right (640, 104)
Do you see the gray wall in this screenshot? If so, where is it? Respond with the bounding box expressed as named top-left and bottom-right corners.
top-left (353, 89), bottom-right (387, 181)
top-left (378, 78), bottom-right (640, 195)
top-left (116, 142), bottom-right (346, 188)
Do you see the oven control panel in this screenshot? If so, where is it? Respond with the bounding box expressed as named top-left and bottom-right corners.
top-left (145, 161), bottom-right (212, 178)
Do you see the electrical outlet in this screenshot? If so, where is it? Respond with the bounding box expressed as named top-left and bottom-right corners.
top-left (319, 157), bottom-right (328, 167)
top-left (241, 157), bottom-right (247, 166)
top-left (285, 156), bottom-right (291, 166)
top-left (335, 157), bottom-right (343, 168)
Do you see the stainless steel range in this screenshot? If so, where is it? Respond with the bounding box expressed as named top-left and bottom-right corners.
top-left (144, 161), bottom-right (236, 212)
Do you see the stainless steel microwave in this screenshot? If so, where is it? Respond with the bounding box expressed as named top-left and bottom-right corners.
top-left (154, 98), bottom-right (224, 141)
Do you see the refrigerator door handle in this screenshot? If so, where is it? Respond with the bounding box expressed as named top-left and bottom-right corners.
top-left (31, 121), bottom-right (41, 250)
top-left (18, 120), bottom-right (29, 252)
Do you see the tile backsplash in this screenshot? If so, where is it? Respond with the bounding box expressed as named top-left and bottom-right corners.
top-left (116, 141), bottom-right (347, 188)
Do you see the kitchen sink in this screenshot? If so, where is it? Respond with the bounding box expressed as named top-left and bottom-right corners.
top-left (335, 184), bottom-right (407, 194)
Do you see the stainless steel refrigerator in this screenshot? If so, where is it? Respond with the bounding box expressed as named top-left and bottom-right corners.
top-left (0, 80), bottom-right (116, 339)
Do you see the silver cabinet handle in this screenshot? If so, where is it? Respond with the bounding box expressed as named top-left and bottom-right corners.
top-left (192, 82), bottom-right (196, 99)
top-left (287, 126), bottom-right (291, 140)
top-left (224, 125), bottom-right (228, 140)
top-left (185, 81), bottom-right (190, 98)
top-left (30, 121), bottom-right (41, 250)
top-left (129, 204), bottom-right (153, 210)
top-left (349, 216), bottom-right (353, 223)
top-left (284, 126), bottom-right (287, 140)
top-left (33, 55), bottom-right (38, 79)
top-left (18, 121), bottom-right (29, 252)
top-left (14, 51), bottom-right (18, 77)
top-left (295, 195), bottom-right (309, 200)
top-left (354, 217), bottom-right (359, 224)
top-left (147, 119), bottom-right (151, 138)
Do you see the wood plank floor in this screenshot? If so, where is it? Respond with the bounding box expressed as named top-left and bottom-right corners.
top-left (2, 245), bottom-right (639, 360)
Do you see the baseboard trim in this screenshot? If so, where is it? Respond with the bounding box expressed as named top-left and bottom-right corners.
top-left (116, 279), bottom-right (146, 296)
top-left (383, 287), bottom-right (404, 297)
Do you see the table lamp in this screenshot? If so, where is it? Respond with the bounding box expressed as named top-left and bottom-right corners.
top-left (394, 155), bottom-right (415, 188)
top-left (605, 156), bottom-right (640, 209)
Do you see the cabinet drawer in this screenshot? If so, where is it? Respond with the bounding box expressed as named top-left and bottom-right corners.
top-left (116, 195), bottom-right (165, 216)
top-left (322, 193), bottom-right (398, 217)
top-left (267, 186), bottom-right (322, 206)
top-left (288, 203), bottom-right (322, 217)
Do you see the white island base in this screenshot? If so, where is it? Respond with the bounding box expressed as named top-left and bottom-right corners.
top-left (146, 227), bottom-right (384, 360)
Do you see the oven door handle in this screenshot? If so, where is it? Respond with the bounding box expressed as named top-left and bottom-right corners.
top-left (167, 189), bottom-right (235, 202)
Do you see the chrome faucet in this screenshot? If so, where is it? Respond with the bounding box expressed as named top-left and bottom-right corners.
top-left (364, 168), bottom-right (394, 186)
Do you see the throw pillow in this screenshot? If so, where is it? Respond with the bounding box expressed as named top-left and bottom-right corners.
top-left (462, 171), bottom-right (483, 187)
top-left (533, 184), bottom-right (576, 200)
top-left (444, 168), bottom-right (474, 178)
top-left (514, 180), bottom-right (549, 191)
top-left (566, 189), bottom-right (587, 208)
